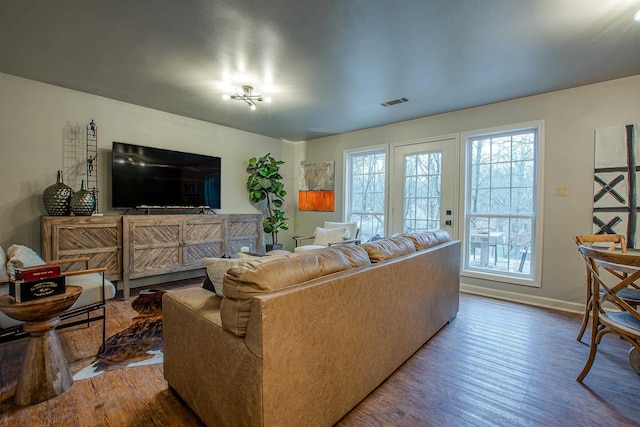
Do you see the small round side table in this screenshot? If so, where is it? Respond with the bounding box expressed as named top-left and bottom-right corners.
top-left (0, 285), bottom-right (82, 406)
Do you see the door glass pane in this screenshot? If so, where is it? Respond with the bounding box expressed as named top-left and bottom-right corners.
top-left (403, 151), bottom-right (442, 233)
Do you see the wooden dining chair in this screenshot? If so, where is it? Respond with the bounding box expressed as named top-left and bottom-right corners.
top-left (575, 245), bottom-right (640, 382)
top-left (573, 234), bottom-right (633, 342)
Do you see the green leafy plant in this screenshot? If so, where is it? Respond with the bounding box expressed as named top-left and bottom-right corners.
top-left (246, 153), bottom-right (288, 246)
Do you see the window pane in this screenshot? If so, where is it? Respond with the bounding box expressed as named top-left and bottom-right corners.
top-left (491, 162), bottom-right (511, 188)
top-left (512, 187), bottom-right (533, 214)
top-left (492, 136), bottom-right (512, 163)
top-left (512, 160), bottom-right (534, 187)
top-left (472, 164), bottom-right (491, 190)
top-left (491, 188), bottom-right (511, 214)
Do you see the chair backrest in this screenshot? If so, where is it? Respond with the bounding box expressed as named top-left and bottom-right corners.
top-left (573, 234), bottom-right (626, 252)
top-left (577, 245), bottom-right (640, 326)
top-left (323, 222), bottom-right (359, 240)
top-left (574, 234), bottom-right (627, 280)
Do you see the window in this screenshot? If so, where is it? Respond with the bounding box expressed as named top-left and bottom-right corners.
top-left (345, 148), bottom-right (386, 241)
top-left (463, 123), bottom-right (542, 283)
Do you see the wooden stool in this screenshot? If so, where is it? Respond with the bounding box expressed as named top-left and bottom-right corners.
top-left (0, 285), bottom-right (82, 405)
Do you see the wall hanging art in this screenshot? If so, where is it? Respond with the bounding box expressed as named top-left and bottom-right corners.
top-left (298, 161), bottom-right (335, 211)
top-left (593, 123), bottom-right (640, 247)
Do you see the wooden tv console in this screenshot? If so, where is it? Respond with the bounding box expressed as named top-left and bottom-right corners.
top-left (41, 214), bottom-right (262, 299)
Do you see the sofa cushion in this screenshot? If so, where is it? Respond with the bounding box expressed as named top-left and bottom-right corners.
top-left (0, 246), bottom-right (8, 282)
top-left (403, 230), bottom-right (452, 251)
top-left (202, 257), bottom-right (248, 297)
top-left (6, 244), bottom-right (46, 279)
top-left (359, 236), bottom-right (416, 262)
top-left (221, 249), bottom-right (356, 336)
top-left (326, 244), bottom-right (371, 268)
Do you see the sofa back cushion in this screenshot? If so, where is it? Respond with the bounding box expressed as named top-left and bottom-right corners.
top-left (403, 230), bottom-right (451, 251)
top-left (327, 244), bottom-right (371, 268)
top-left (359, 236), bottom-right (416, 262)
top-left (221, 246), bottom-right (369, 336)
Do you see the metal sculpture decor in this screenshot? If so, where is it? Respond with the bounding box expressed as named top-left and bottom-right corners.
top-left (593, 124), bottom-right (640, 247)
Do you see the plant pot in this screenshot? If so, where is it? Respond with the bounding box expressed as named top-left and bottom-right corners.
top-left (266, 244), bottom-right (283, 252)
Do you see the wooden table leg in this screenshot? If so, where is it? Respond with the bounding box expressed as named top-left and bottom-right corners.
top-left (15, 316), bottom-right (73, 406)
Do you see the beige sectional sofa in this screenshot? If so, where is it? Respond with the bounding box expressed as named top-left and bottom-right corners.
top-left (163, 230), bottom-right (460, 427)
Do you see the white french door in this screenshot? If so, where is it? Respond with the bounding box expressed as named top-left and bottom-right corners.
top-left (391, 138), bottom-right (457, 236)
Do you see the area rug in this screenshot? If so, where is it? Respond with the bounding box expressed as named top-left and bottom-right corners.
top-left (73, 289), bottom-right (166, 380)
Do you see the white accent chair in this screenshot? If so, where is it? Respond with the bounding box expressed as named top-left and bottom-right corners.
top-left (293, 222), bottom-right (360, 253)
top-left (0, 244), bottom-right (116, 347)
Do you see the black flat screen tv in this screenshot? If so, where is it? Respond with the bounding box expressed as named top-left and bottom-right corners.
top-left (111, 141), bottom-right (221, 209)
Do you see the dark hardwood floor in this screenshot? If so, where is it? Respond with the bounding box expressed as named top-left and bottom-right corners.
top-left (1, 280), bottom-right (639, 426)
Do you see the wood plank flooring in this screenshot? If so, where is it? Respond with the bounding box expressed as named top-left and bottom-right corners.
top-left (1, 280), bottom-right (639, 426)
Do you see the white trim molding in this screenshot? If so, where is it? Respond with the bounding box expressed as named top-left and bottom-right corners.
top-left (460, 282), bottom-right (583, 314)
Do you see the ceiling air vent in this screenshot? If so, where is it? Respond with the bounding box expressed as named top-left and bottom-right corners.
top-left (380, 97), bottom-right (409, 107)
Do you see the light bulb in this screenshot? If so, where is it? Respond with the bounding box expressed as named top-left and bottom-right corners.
top-left (264, 96), bottom-right (272, 103)
top-left (250, 104), bottom-right (256, 111)
top-left (635, 10), bottom-right (640, 22)
top-left (222, 94), bottom-right (231, 101)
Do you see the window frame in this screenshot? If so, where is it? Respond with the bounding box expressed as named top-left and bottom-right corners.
top-left (459, 120), bottom-right (545, 287)
top-left (343, 145), bottom-right (389, 241)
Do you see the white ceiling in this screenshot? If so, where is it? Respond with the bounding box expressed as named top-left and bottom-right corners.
top-left (1, 0), bottom-right (639, 141)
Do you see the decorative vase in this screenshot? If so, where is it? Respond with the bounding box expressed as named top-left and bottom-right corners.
top-left (42, 170), bottom-right (74, 216)
top-left (70, 180), bottom-right (96, 216)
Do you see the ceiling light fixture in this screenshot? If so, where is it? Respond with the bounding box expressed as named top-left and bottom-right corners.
top-left (222, 85), bottom-right (271, 110)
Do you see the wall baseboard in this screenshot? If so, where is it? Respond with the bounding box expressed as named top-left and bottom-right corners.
top-left (460, 283), bottom-right (584, 314)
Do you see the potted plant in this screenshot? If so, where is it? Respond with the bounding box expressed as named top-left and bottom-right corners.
top-left (246, 153), bottom-right (288, 251)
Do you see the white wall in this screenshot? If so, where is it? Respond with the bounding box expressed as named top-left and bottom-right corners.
top-left (0, 72), bottom-right (295, 252)
top-left (296, 75), bottom-right (640, 310)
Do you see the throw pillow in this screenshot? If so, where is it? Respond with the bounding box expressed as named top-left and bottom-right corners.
top-left (6, 244), bottom-right (46, 279)
top-left (201, 258), bottom-right (247, 297)
top-left (313, 226), bottom-right (349, 247)
top-left (0, 246), bottom-right (8, 281)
